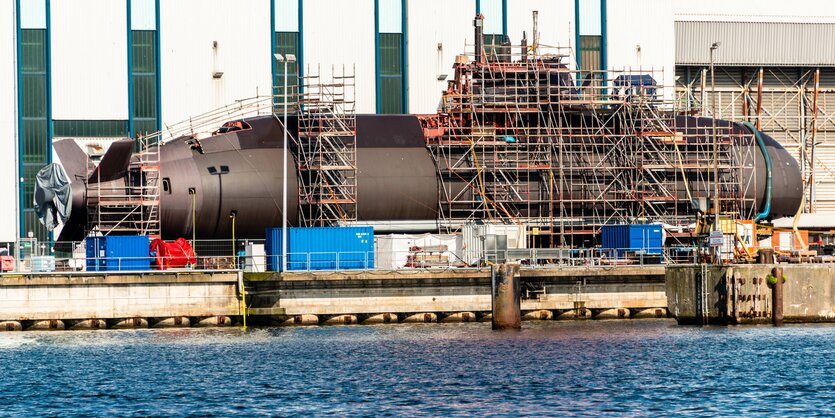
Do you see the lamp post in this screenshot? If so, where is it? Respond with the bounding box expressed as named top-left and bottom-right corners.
top-left (710, 41), bottom-right (721, 263)
top-left (274, 53), bottom-right (296, 272)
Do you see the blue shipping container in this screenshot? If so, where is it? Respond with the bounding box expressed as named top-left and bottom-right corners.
top-left (265, 227), bottom-right (374, 272)
top-left (601, 224), bottom-right (663, 257)
top-left (86, 236), bottom-right (151, 271)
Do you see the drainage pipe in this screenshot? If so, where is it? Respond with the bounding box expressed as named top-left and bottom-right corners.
top-left (742, 122), bottom-right (772, 221)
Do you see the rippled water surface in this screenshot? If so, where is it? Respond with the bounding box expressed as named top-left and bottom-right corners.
top-left (2, 320), bottom-right (835, 416)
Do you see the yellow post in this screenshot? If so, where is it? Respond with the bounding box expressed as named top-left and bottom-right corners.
top-left (191, 190), bottom-right (196, 247)
top-left (238, 272), bottom-right (247, 331)
top-left (230, 211), bottom-right (237, 269)
top-left (189, 187), bottom-right (197, 268)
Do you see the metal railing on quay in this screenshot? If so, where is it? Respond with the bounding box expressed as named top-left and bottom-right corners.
top-left (1, 237), bottom-right (698, 275)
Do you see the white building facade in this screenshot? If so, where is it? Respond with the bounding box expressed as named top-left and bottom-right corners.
top-left (2, 0), bottom-right (834, 246)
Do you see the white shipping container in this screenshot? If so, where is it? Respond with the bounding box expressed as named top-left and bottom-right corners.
top-left (375, 234), bottom-right (462, 269)
top-left (244, 243), bottom-right (266, 272)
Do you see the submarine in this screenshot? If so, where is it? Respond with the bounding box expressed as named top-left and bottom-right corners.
top-left (36, 110), bottom-right (802, 243)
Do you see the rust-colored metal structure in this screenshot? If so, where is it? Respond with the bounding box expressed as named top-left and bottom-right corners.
top-left (417, 24), bottom-right (801, 246)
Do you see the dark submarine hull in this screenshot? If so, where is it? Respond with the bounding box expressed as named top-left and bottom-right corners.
top-left (158, 115), bottom-right (438, 240)
top-left (49, 113), bottom-right (801, 241)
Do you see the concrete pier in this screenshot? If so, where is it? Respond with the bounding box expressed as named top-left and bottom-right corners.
top-left (0, 266), bottom-right (668, 330)
top-left (0, 271), bottom-right (241, 330)
top-left (246, 266), bottom-right (666, 326)
top-left (667, 264), bottom-right (835, 325)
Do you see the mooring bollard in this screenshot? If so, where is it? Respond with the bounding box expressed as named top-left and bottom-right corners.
top-left (492, 264), bottom-right (521, 330)
top-left (770, 266), bottom-right (784, 326)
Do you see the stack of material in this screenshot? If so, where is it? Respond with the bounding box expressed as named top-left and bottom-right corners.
top-left (375, 234), bottom-right (462, 269)
top-left (405, 245), bottom-right (449, 268)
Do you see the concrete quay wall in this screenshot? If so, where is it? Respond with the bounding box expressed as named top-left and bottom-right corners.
top-left (246, 266), bottom-right (667, 321)
top-left (0, 271), bottom-right (242, 324)
top-left (666, 264), bottom-right (835, 325)
top-left (0, 266), bottom-right (668, 330)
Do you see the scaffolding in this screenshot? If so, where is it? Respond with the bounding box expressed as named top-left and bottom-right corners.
top-left (421, 41), bottom-right (757, 246)
top-left (294, 65), bottom-right (358, 227)
top-left (85, 134), bottom-right (161, 238)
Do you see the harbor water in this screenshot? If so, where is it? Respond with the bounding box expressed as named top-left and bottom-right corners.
top-left (1, 321), bottom-right (834, 416)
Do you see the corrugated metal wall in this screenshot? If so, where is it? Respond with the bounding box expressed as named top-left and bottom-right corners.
top-left (505, 0), bottom-right (574, 65)
top-left (673, 0), bottom-right (835, 24)
top-left (676, 21), bottom-right (835, 66)
top-left (407, 0), bottom-right (474, 114)
top-left (160, 0), bottom-right (272, 128)
top-left (303, 0), bottom-right (376, 114)
top-left (51, 0), bottom-right (128, 120)
top-left (676, 66), bottom-right (835, 212)
top-left (0, 0), bottom-right (16, 242)
top-left (606, 0), bottom-right (675, 99)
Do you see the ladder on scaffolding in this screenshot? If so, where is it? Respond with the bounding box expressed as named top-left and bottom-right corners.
top-left (294, 65), bottom-right (358, 227)
top-left (85, 135), bottom-right (161, 238)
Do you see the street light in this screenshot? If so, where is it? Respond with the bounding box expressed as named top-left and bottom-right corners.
top-left (274, 53), bottom-right (296, 272)
top-left (710, 41), bottom-right (721, 263)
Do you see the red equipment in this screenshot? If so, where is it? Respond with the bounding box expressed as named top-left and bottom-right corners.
top-left (0, 256), bottom-right (14, 272)
top-left (150, 238), bottom-right (196, 270)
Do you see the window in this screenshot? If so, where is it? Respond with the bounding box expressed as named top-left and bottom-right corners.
top-left (131, 30), bottom-right (158, 136)
top-left (162, 178), bottom-right (171, 194)
top-left (379, 33), bottom-right (403, 114)
top-left (19, 29), bottom-right (49, 241)
top-left (579, 35), bottom-right (602, 83)
top-left (274, 31), bottom-right (299, 111)
top-left (53, 120), bottom-right (128, 137)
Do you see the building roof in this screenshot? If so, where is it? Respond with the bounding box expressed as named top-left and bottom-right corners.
top-left (772, 214), bottom-right (835, 230)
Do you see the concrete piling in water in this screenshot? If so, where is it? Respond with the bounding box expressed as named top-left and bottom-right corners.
top-left (401, 313), bottom-right (437, 323)
top-left (492, 264), bottom-right (521, 330)
top-left (556, 308), bottom-right (592, 320)
top-left (27, 319), bottom-right (65, 331)
top-left (276, 314), bottom-right (319, 326)
top-left (771, 266), bottom-right (784, 326)
top-left (69, 319), bottom-right (106, 330)
top-left (632, 308), bottom-right (667, 319)
top-left (441, 312), bottom-right (476, 323)
top-left (0, 321), bottom-right (23, 331)
top-left (595, 308), bottom-right (630, 320)
top-left (110, 318), bottom-right (149, 329)
top-left (152, 317), bottom-right (191, 328)
top-left (194, 316), bottom-right (232, 327)
top-left (522, 310), bottom-right (553, 321)
top-left (322, 315), bottom-right (358, 325)
top-left (361, 313), bottom-right (398, 325)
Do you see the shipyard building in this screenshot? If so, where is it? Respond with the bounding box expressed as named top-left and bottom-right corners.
top-left (1, 0), bottom-right (834, 250)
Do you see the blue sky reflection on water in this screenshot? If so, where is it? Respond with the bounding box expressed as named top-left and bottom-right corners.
top-left (1, 320), bottom-right (834, 416)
